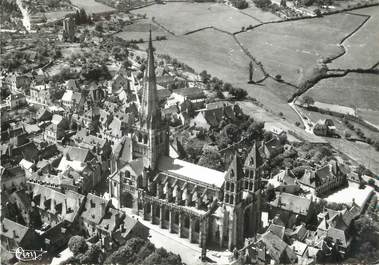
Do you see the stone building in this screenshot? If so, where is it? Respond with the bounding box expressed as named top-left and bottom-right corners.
top-left (108, 32), bottom-right (263, 252)
top-left (62, 17), bottom-right (75, 42)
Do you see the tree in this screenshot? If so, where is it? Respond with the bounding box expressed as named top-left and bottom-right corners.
top-left (248, 61), bottom-right (254, 82)
top-left (199, 70), bottom-right (211, 83)
top-left (314, 8), bottom-right (322, 16)
top-left (222, 124), bottom-right (241, 143)
top-left (142, 247), bottom-right (182, 265)
top-left (302, 96), bottom-right (314, 108)
top-left (95, 22), bottom-right (103, 32)
top-left (223, 82), bottom-right (233, 91)
top-left (266, 184), bottom-right (276, 201)
top-left (263, 131), bottom-right (273, 141)
top-left (253, 0), bottom-right (272, 8)
top-left (68, 236), bottom-right (87, 255)
top-left (245, 121), bottom-right (264, 141)
top-left (229, 87), bottom-right (248, 100)
top-left (106, 237), bottom-right (146, 264)
top-left (79, 244), bottom-right (103, 264)
top-left (198, 149), bottom-right (224, 171)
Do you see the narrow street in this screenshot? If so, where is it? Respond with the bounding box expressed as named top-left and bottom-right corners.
top-left (16, 0), bottom-right (31, 32)
top-left (288, 97), bottom-right (315, 134)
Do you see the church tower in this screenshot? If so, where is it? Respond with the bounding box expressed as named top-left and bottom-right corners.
top-left (132, 30), bottom-right (169, 170)
top-left (243, 141), bottom-right (264, 192)
top-left (223, 153), bottom-right (245, 250)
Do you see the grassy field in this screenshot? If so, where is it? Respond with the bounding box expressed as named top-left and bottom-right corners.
top-left (358, 109), bottom-right (379, 128)
top-left (301, 72), bottom-right (379, 125)
top-left (330, 6), bottom-right (379, 69)
top-left (132, 2), bottom-right (261, 34)
top-left (240, 4), bottom-right (281, 22)
top-left (236, 13), bottom-right (367, 85)
top-left (116, 20), bottom-right (165, 42)
top-left (70, 0), bottom-right (115, 14)
top-left (44, 11), bottom-right (74, 22)
top-left (139, 28), bottom-right (302, 124)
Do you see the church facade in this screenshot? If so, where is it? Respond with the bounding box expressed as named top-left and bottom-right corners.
top-left (108, 31), bottom-right (263, 252)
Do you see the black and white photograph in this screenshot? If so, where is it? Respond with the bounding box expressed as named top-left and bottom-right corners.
top-left (0, 0), bottom-right (378, 264)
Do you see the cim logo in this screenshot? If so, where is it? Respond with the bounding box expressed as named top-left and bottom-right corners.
top-left (10, 247), bottom-right (47, 262)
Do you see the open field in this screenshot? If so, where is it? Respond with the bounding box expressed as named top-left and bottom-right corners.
top-left (236, 13), bottom-right (367, 85)
top-left (140, 29), bottom-right (265, 83)
top-left (139, 28), bottom-right (302, 124)
top-left (358, 109), bottom-right (379, 128)
top-left (301, 72), bottom-right (379, 124)
top-left (132, 2), bottom-right (261, 34)
top-left (70, 0), bottom-right (116, 14)
top-left (328, 138), bottom-right (379, 174)
top-left (240, 4), bottom-right (281, 22)
top-left (116, 20), bottom-right (165, 42)
top-left (330, 6), bottom-right (379, 69)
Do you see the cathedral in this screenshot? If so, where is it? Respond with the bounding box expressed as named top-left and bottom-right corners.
top-left (108, 31), bottom-right (263, 252)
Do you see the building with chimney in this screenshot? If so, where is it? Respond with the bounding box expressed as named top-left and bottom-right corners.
top-left (108, 31), bottom-right (263, 252)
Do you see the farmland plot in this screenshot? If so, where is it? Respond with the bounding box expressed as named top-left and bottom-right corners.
top-left (236, 13), bottom-right (367, 85)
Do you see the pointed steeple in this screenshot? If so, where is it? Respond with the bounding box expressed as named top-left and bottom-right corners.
top-left (141, 29), bottom-right (160, 129)
top-left (244, 141), bottom-right (263, 169)
top-left (227, 152), bottom-right (243, 180)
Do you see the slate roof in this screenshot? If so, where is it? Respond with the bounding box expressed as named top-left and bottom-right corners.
top-left (98, 207), bottom-right (125, 233)
top-left (81, 193), bottom-right (109, 224)
top-left (1, 218), bottom-right (31, 243)
top-left (32, 184), bottom-right (84, 223)
top-left (259, 231), bottom-right (288, 263)
top-left (326, 227), bottom-right (349, 248)
top-left (113, 136), bottom-right (132, 164)
top-left (66, 146), bottom-right (95, 163)
top-left (158, 156), bottom-right (225, 188)
top-left (270, 192), bottom-right (311, 216)
top-left (268, 224), bottom-right (285, 239)
top-left (1, 166), bottom-right (25, 181)
top-left (173, 87), bottom-right (205, 99)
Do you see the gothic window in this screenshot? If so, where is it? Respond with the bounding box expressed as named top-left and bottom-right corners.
top-left (230, 169), bottom-right (234, 177)
top-left (225, 194), bottom-right (229, 203)
top-left (174, 213), bottom-right (179, 224)
top-left (231, 183), bottom-right (235, 192)
top-left (143, 135), bottom-right (148, 144)
top-left (155, 206), bottom-right (160, 218)
top-left (194, 220), bottom-right (200, 233)
top-left (138, 133), bottom-right (142, 142)
top-left (146, 203), bottom-right (151, 214)
top-left (245, 181), bottom-right (248, 189)
top-left (165, 209), bottom-right (170, 221)
top-left (226, 182), bottom-right (230, 191)
top-left (230, 195), bottom-right (234, 204)
top-left (184, 216), bottom-right (190, 228)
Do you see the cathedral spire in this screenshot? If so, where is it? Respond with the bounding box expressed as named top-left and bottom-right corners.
top-left (141, 28), bottom-right (160, 128)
